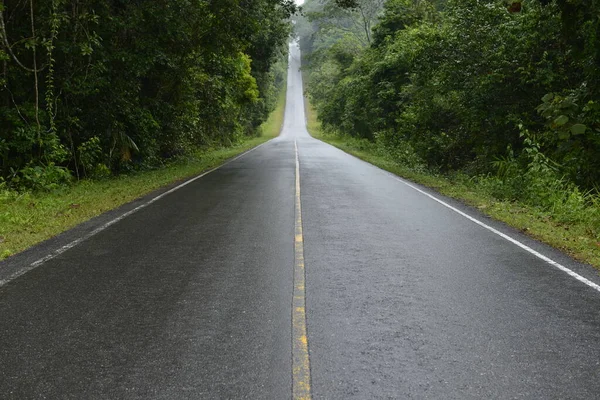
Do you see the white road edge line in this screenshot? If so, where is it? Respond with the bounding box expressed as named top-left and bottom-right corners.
top-left (408, 179), bottom-right (600, 289)
top-left (326, 142), bottom-right (600, 294)
top-left (395, 173), bottom-right (600, 293)
top-left (0, 140), bottom-right (273, 287)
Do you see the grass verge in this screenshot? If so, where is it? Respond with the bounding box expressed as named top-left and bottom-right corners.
top-left (305, 100), bottom-right (600, 269)
top-left (0, 87), bottom-right (286, 260)
top-left (260, 84), bottom-right (287, 139)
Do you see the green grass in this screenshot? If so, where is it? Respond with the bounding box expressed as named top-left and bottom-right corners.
top-left (259, 85), bottom-right (286, 139)
top-left (305, 100), bottom-right (600, 269)
top-left (0, 87), bottom-right (286, 260)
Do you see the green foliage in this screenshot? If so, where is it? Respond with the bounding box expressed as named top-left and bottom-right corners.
top-left (77, 136), bottom-right (108, 179)
top-left (372, 0), bottom-right (437, 47)
top-left (300, 0), bottom-right (600, 191)
top-left (0, 0), bottom-right (296, 191)
top-left (536, 88), bottom-right (600, 186)
top-left (478, 132), bottom-right (600, 232)
top-left (296, 0), bottom-right (385, 54)
top-left (13, 164), bottom-right (72, 192)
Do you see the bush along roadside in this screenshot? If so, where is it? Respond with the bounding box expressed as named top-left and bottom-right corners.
top-left (0, 83), bottom-right (287, 261)
top-left (305, 100), bottom-right (600, 269)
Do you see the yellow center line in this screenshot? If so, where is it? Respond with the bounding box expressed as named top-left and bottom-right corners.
top-left (293, 139), bottom-right (312, 400)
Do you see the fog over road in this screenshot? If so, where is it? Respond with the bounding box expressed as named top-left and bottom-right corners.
top-left (1, 43), bottom-right (600, 399)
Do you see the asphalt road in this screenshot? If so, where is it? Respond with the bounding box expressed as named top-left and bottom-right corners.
top-left (1, 43), bottom-right (600, 399)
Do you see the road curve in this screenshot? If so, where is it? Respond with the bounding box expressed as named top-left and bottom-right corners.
top-left (1, 43), bottom-right (600, 399)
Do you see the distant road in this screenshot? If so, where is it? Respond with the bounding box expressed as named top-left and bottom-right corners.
top-left (1, 43), bottom-right (600, 399)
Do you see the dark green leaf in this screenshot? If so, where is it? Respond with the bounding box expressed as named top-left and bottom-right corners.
top-left (571, 124), bottom-right (587, 135)
top-left (554, 115), bottom-right (569, 126)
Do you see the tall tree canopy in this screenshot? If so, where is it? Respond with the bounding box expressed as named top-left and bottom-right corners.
top-left (0, 0), bottom-right (296, 189)
top-left (299, 0), bottom-right (600, 189)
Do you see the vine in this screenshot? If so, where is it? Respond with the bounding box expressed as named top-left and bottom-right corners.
top-left (29, 0), bottom-right (40, 135)
top-left (45, 0), bottom-right (60, 137)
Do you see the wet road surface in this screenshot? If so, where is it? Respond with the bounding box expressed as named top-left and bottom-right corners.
top-left (1, 43), bottom-right (600, 399)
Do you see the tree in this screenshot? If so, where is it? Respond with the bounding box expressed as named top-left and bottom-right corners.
top-left (0, 0), bottom-right (297, 189)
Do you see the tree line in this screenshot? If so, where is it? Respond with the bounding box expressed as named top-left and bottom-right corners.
top-left (0, 0), bottom-right (296, 190)
top-left (298, 0), bottom-right (600, 198)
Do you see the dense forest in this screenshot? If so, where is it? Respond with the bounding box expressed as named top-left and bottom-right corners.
top-left (0, 0), bottom-right (296, 190)
top-left (298, 0), bottom-right (600, 213)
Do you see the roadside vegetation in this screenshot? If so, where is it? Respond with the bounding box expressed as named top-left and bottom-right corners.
top-left (0, 1), bottom-right (296, 190)
top-left (0, 0), bottom-right (295, 259)
top-left (298, 0), bottom-right (600, 267)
